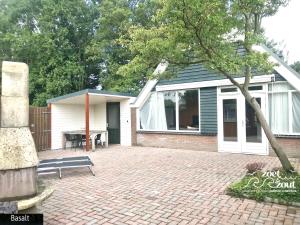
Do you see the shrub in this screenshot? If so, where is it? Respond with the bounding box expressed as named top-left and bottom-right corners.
top-left (245, 162), bottom-right (266, 174)
top-left (227, 170), bottom-right (300, 204)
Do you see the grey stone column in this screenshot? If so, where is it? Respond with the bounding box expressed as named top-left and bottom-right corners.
top-left (0, 61), bottom-right (39, 201)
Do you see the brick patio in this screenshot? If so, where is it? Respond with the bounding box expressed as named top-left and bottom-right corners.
top-left (31, 146), bottom-right (300, 225)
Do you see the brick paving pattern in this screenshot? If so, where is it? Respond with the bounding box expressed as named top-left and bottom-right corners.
top-left (32, 146), bottom-right (300, 225)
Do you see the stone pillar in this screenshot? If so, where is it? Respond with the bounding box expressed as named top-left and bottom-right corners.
top-left (131, 107), bottom-right (137, 146)
top-left (0, 61), bottom-right (39, 201)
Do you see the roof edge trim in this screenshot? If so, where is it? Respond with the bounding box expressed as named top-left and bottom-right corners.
top-left (131, 61), bottom-right (169, 108)
top-left (47, 89), bottom-right (136, 104)
top-left (253, 45), bottom-right (300, 92)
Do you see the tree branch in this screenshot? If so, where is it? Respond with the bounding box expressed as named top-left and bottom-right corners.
top-left (243, 65), bottom-right (251, 89)
top-left (216, 67), bottom-right (242, 90)
top-left (243, 12), bottom-right (252, 89)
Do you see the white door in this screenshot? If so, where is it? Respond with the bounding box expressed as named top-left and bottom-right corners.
top-left (218, 90), bottom-right (268, 155)
top-left (241, 93), bottom-right (268, 155)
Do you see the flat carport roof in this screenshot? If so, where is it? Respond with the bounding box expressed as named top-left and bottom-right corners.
top-left (47, 89), bottom-right (136, 105)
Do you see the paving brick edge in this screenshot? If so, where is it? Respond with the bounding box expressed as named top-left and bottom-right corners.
top-left (235, 193), bottom-right (300, 207)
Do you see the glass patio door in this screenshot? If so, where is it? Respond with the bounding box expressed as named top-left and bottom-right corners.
top-left (218, 95), bottom-right (243, 153)
top-left (242, 93), bottom-right (267, 155)
top-left (218, 92), bottom-right (267, 155)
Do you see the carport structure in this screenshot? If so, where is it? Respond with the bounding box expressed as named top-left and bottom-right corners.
top-left (47, 89), bottom-right (135, 151)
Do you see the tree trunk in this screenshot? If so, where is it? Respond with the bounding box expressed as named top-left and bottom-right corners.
top-left (239, 88), bottom-right (294, 172)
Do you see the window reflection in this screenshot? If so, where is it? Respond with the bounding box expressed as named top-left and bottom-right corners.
top-left (223, 99), bottom-right (237, 141)
top-left (178, 90), bottom-right (199, 130)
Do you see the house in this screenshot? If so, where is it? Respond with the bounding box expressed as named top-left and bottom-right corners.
top-left (130, 45), bottom-right (300, 157)
top-left (48, 45), bottom-right (300, 157)
top-left (47, 89), bottom-right (135, 150)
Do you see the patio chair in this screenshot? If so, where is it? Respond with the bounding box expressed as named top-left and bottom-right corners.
top-left (95, 134), bottom-right (103, 148)
top-left (74, 134), bottom-right (84, 150)
top-left (65, 134), bottom-right (77, 149)
top-left (80, 135), bottom-right (92, 149)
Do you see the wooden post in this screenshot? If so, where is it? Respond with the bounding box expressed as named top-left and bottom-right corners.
top-left (85, 94), bottom-right (90, 151)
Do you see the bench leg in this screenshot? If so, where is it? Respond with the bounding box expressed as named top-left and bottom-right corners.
top-left (88, 166), bottom-right (95, 176)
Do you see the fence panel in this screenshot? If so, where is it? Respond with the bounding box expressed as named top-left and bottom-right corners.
top-left (29, 107), bottom-right (51, 151)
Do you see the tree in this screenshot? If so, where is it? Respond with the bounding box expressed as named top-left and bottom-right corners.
top-left (119, 0), bottom-right (294, 171)
top-left (0, 0), bottom-right (159, 104)
top-left (87, 0), bottom-right (159, 94)
top-left (291, 61), bottom-right (300, 73)
top-left (0, 0), bottom-right (100, 106)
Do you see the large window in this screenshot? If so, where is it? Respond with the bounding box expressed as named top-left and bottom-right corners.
top-left (269, 82), bottom-right (300, 134)
top-left (139, 89), bottom-right (199, 131)
top-left (178, 90), bottom-right (199, 130)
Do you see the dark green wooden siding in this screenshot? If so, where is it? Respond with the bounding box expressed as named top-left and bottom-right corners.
top-left (157, 64), bottom-right (270, 86)
top-left (200, 87), bottom-right (217, 134)
top-left (275, 72), bottom-right (286, 81)
top-left (156, 45), bottom-right (300, 86)
top-left (158, 64), bottom-right (226, 85)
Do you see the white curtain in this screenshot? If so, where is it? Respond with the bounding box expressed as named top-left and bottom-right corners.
top-left (140, 95), bottom-right (151, 129)
top-left (292, 92), bottom-right (300, 133)
top-left (140, 93), bottom-right (168, 130)
top-left (269, 82), bottom-right (293, 92)
top-left (269, 83), bottom-right (290, 133)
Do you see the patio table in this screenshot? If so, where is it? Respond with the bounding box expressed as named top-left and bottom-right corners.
top-left (62, 130), bottom-right (108, 150)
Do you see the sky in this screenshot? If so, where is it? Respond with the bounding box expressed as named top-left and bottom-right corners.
top-left (262, 0), bottom-right (300, 64)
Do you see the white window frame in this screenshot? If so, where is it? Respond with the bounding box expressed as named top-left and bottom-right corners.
top-left (137, 89), bottom-right (201, 133)
top-left (268, 81), bottom-right (300, 136)
top-left (198, 89), bottom-right (201, 132)
top-left (217, 86), bottom-right (269, 155)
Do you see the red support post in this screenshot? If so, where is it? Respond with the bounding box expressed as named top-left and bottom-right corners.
top-left (85, 94), bottom-right (90, 151)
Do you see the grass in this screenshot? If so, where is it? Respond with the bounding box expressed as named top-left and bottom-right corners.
top-left (227, 169), bottom-right (300, 204)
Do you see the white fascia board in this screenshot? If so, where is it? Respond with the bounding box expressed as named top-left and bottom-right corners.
top-left (128, 97), bottom-right (137, 104)
top-left (155, 75), bottom-right (273, 92)
top-left (88, 93), bottom-right (133, 99)
top-left (253, 45), bottom-right (300, 92)
top-left (131, 61), bottom-right (169, 108)
top-left (130, 80), bottom-right (157, 108)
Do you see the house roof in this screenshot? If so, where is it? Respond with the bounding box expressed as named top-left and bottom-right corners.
top-left (157, 64), bottom-right (224, 85)
top-left (156, 64), bottom-right (277, 86)
top-left (157, 47), bottom-right (258, 86)
top-left (133, 45), bottom-right (300, 108)
top-left (47, 89), bottom-right (136, 104)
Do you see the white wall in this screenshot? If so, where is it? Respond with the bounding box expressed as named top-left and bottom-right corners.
top-left (94, 103), bottom-right (107, 142)
top-left (52, 104), bottom-right (104, 149)
top-left (94, 103), bottom-right (106, 130)
top-left (120, 99), bottom-right (132, 146)
top-left (51, 104), bottom-right (85, 149)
